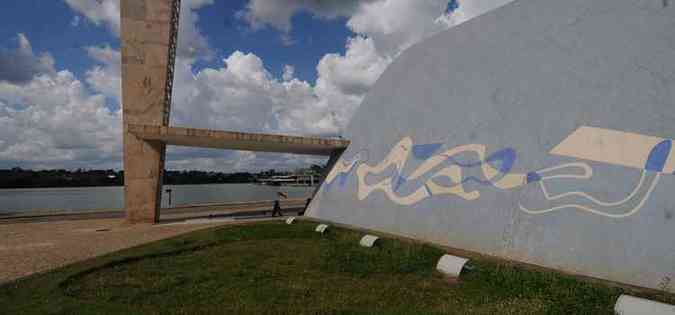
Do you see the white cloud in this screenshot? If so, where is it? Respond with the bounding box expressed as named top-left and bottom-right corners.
top-left (282, 65), bottom-right (295, 81)
top-left (242, 0), bottom-right (375, 33)
top-left (242, 0), bottom-right (455, 53)
top-left (310, 36), bottom-right (390, 131)
top-left (0, 34), bottom-right (56, 84)
top-left (240, 0), bottom-right (516, 132)
top-left (176, 0), bottom-right (214, 59)
top-left (7, 0), bottom-right (514, 171)
top-left (0, 34), bottom-right (122, 170)
top-left (0, 60), bottom-right (122, 169)
top-left (345, 0), bottom-right (453, 54)
top-left (84, 45), bottom-right (121, 101)
top-left (316, 36), bottom-right (390, 97)
top-left (171, 51), bottom-right (336, 136)
top-left (65, 0), bottom-right (213, 59)
top-left (56, 0), bottom-right (329, 171)
top-left (64, 0), bottom-right (120, 36)
top-left (238, 0), bottom-right (457, 133)
top-left (243, 0), bottom-right (514, 45)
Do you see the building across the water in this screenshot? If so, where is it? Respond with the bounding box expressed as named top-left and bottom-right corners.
top-left (255, 174), bottom-right (318, 186)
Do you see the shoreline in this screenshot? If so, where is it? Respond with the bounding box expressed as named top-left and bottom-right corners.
top-left (0, 198), bottom-right (309, 224)
top-left (0, 183), bottom-right (315, 216)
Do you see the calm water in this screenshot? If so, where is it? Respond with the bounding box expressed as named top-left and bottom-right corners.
top-left (0, 184), bottom-right (314, 215)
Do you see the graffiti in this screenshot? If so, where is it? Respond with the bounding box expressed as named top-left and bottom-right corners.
top-left (324, 126), bottom-right (673, 218)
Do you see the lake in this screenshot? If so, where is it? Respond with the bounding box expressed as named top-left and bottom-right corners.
top-left (0, 184), bottom-right (314, 216)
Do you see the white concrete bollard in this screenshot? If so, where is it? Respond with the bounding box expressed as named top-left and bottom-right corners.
top-left (285, 217), bottom-right (296, 224)
top-left (436, 254), bottom-right (469, 278)
top-left (315, 224), bottom-right (329, 233)
top-left (359, 235), bottom-right (379, 247)
top-left (614, 294), bottom-right (675, 315)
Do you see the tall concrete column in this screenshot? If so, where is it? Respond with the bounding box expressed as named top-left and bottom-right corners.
top-left (121, 0), bottom-right (179, 223)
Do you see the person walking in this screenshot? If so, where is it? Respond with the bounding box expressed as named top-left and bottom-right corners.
top-left (271, 191), bottom-right (288, 217)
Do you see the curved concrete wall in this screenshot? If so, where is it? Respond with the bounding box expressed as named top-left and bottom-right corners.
top-left (308, 0), bottom-right (675, 290)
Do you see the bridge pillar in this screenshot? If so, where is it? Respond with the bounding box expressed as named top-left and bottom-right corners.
top-left (121, 0), bottom-right (179, 223)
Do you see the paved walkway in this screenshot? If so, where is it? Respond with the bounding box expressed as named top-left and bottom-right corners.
top-left (0, 198), bottom-right (308, 223)
top-left (0, 217), bottom-right (276, 284)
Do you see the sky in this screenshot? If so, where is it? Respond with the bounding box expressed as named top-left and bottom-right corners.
top-left (0, 0), bottom-right (513, 172)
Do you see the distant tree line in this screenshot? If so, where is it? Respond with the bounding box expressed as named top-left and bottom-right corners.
top-left (0, 164), bottom-right (326, 189)
top-left (162, 170), bottom-right (254, 185)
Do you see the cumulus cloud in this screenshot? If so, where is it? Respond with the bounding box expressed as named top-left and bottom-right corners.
top-left (75, 0), bottom-right (506, 137)
top-left (243, 0), bottom-right (514, 41)
top-left (176, 0), bottom-right (214, 59)
top-left (1, 0), bottom-right (513, 171)
top-left (345, 0), bottom-right (454, 54)
top-left (0, 34), bottom-right (56, 84)
top-left (65, 0), bottom-right (213, 59)
top-left (64, 0), bottom-right (120, 35)
top-left (58, 0), bottom-right (330, 171)
top-left (232, 1), bottom-right (458, 137)
top-left (84, 45), bottom-right (121, 101)
top-left (242, 0), bottom-right (376, 33)
top-left (282, 65), bottom-right (295, 81)
top-left (239, 0), bottom-right (516, 133)
top-left (0, 40), bottom-right (122, 169)
top-left (343, 0), bottom-right (514, 55)
top-left (242, 0), bottom-right (456, 53)
top-left (170, 51), bottom-right (337, 136)
top-left (316, 36), bottom-right (390, 97)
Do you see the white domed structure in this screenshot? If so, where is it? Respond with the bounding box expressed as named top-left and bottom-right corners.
top-left (308, 0), bottom-right (675, 290)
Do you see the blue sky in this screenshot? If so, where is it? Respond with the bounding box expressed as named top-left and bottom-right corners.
top-left (196, 1), bottom-right (353, 82)
top-left (0, 0), bottom-right (351, 85)
top-left (0, 0), bottom-right (505, 171)
top-left (0, 1), bottom-right (115, 78)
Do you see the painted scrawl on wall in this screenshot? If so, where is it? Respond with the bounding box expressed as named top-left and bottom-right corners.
top-left (324, 126), bottom-right (673, 218)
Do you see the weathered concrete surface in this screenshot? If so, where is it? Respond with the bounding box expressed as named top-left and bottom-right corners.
top-left (308, 0), bottom-right (675, 290)
top-left (128, 124), bottom-right (350, 155)
top-left (121, 0), bottom-right (175, 223)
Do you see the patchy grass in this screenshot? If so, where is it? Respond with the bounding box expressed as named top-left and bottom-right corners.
top-left (0, 221), bottom-right (671, 314)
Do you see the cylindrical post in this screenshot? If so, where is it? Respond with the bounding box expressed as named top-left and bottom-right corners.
top-left (165, 188), bottom-right (173, 206)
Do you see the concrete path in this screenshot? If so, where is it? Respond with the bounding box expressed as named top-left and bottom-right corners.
top-left (0, 216), bottom-right (278, 284)
top-left (0, 198), bottom-right (308, 224)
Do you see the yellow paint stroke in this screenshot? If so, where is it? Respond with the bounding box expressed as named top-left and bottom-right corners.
top-left (353, 137), bottom-right (528, 204)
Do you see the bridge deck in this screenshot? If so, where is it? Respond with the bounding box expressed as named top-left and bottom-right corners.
top-left (127, 124), bottom-right (350, 156)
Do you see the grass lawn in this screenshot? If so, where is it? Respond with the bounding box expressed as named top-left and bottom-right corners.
top-left (1, 220), bottom-right (672, 314)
